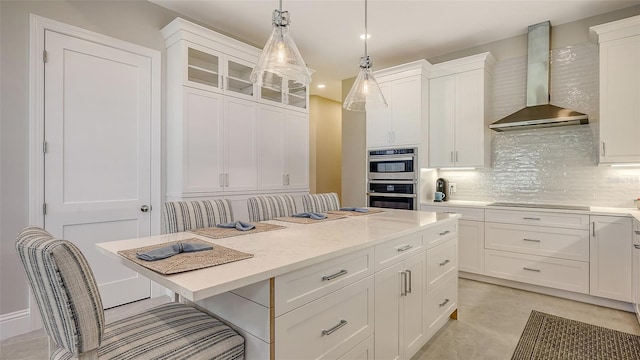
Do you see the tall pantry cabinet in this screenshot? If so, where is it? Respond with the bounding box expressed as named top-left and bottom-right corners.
top-left (162, 18), bottom-right (310, 201)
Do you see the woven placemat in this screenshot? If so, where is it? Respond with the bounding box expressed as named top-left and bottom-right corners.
top-left (274, 213), bottom-right (347, 224)
top-left (512, 310), bottom-right (640, 359)
top-left (117, 238), bottom-right (253, 275)
top-left (327, 208), bottom-right (385, 217)
top-left (188, 222), bottom-right (285, 239)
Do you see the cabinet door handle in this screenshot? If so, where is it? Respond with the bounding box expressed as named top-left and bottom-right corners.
top-left (219, 174), bottom-right (224, 187)
top-left (523, 217), bottom-right (541, 221)
top-left (450, 151), bottom-right (454, 163)
top-left (592, 222), bottom-right (596, 237)
top-left (322, 269), bottom-right (348, 281)
top-left (225, 173), bottom-right (229, 187)
top-left (602, 142), bottom-right (606, 156)
top-left (287, 174), bottom-right (290, 185)
top-left (523, 267), bottom-right (541, 272)
top-left (400, 271), bottom-right (408, 296)
top-left (396, 244), bottom-right (413, 252)
top-left (634, 244), bottom-right (640, 249)
top-left (439, 230), bottom-right (450, 236)
top-left (523, 238), bottom-right (541, 243)
top-left (455, 150), bottom-right (459, 162)
top-left (439, 298), bottom-right (450, 307)
top-left (321, 319), bottom-right (347, 336)
top-left (283, 174), bottom-right (287, 186)
top-left (439, 259), bottom-right (450, 267)
top-left (635, 231), bottom-right (640, 235)
top-left (406, 269), bottom-right (412, 294)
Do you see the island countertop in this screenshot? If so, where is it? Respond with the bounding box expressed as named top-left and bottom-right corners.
top-left (97, 208), bottom-right (460, 302)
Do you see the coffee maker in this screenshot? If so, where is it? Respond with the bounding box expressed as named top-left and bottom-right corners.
top-left (435, 178), bottom-right (449, 202)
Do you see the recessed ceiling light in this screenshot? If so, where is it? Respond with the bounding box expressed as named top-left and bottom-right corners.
top-left (360, 34), bottom-right (371, 40)
top-left (317, 84), bottom-right (326, 89)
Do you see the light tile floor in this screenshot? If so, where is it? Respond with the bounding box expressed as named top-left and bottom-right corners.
top-left (2, 280), bottom-right (639, 360)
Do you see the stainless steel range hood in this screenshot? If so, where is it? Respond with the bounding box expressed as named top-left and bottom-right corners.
top-left (489, 21), bottom-right (588, 132)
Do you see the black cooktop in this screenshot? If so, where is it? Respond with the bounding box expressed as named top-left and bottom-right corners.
top-left (486, 202), bottom-right (590, 211)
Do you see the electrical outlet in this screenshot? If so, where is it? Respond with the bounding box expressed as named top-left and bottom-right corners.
top-left (449, 183), bottom-right (457, 194)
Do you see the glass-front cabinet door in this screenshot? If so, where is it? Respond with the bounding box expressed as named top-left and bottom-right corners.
top-left (186, 45), bottom-right (221, 91)
top-left (259, 71), bottom-right (284, 104)
top-left (286, 79), bottom-right (308, 110)
top-left (225, 57), bottom-right (255, 100)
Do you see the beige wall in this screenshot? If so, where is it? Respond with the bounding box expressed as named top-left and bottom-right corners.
top-left (340, 77), bottom-right (368, 207)
top-left (309, 96), bottom-right (342, 199)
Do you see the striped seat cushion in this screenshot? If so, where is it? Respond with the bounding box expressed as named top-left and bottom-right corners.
top-left (163, 200), bottom-right (234, 233)
top-left (302, 193), bottom-right (341, 212)
top-left (51, 302), bottom-right (245, 360)
top-left (247, 195), bottom-right (297, 222)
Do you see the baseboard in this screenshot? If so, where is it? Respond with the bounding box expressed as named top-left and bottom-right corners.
top-left (460, 272), bottom-right (634, 312)
top-left (0, 309), bottom-right (38, 341)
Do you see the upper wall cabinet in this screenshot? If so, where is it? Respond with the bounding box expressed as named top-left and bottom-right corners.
top-left (366, 60), bottom-right (431, 166)
top-left (428, 52), bottom-right (495, 168)
top-left (590, 16), bottom-right (640, 164)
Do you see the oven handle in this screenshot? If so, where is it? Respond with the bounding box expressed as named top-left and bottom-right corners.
top-left (368, 155), bottom-right (415, 161)
top-left (368, 179), bottom-right (418, 184)
top-left (366, 193), bottom-right (417, 198)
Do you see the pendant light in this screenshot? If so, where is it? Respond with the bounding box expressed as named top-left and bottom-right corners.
top-left (343, 0), bottom-right (387, 111)
top-left (250, 0), bottom-right (312, 90)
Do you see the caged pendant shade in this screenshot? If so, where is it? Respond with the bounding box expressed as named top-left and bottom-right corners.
top-left (343, 0), bottom-right (387, 111)
top-left (250, 0), bottom-right (312, 90)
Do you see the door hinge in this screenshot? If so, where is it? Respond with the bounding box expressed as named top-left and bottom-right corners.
top-left (43, 203), bottom-right (47, 215)
top-left (43, 50), bottom-right (48, 63)
top-left (43, 141), bottom-right (48, 154)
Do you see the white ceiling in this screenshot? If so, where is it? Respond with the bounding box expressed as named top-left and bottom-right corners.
top-left (150, 0), bottom-right (637, 102)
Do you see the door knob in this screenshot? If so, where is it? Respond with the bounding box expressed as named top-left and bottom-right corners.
top-left (140, 205), bottom-right (150, 213)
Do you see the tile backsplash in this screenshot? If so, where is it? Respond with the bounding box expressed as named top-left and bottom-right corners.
top-left (433, 42), bottom-right (640, 208)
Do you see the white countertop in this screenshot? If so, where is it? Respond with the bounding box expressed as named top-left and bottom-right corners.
top-left (97, 209), bottom-right (460, 302)
top-left (421, 200), bottom-right (639, 218)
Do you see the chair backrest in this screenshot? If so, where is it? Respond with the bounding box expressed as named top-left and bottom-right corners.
top-left (247, 195), bottom-right (298, 222)
top-left (15, 227), bottom-right (104, 357)
top-left (302, 193), bottom-right (341, 212)
top-left (162, 199), bottom-right (234, 233)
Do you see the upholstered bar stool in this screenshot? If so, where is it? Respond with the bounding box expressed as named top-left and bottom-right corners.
top-left (247, 195), bottom-right (298, 222)
top-left (162, 199), bottom-right (234, 233)
top-left (301, 193), bottom-right (341, 213)
top-left (15, 227), bottom-right (245, 360)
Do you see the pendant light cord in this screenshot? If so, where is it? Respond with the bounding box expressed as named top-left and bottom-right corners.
top-left (364, 0), bottom-right (368, 58)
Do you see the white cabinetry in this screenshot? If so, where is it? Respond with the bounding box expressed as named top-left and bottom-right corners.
top-left (162, 17), bottom-right (309, 199)
top-left (429, 52), bottom-right (495, 168)
top-left (366, 61), bottom-right (430, 166)
top-left (590, 215), bottom-right (632, 302)
top-left (633, 219), bottom-right (640, 319)
top-left (590, 16), bottom-right (640, 164)
top-left (421, 205), bottom-right (485, 274)
top-left (257, 105), bottom-right (309, 190)
top-left (484, 209), bottom-right (590, 294)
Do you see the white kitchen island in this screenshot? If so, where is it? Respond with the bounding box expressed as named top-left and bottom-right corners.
top-left (97, 209), bottom-right (460, 360)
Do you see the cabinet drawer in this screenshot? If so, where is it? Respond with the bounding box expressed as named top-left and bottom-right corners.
top-left (485, 223), bottom-right (589, 262)
top-left (337, 335), bottom-right (374, 360)
top-left (424, 220), bottom-right (457, 249)
top-left (375, 232), bottom-right (423, 271)
top-left (485, 209), bottom-right (589, 230)
top-left (275, 277), bottom-right (374, 360)
top-left (275, 247), bottom-right (374, 316)
top-left (426, 238), bottom-right (458, 291)
top-left (425, 276), bottom-right (457, 338)
top-left (484, 249), bottom-right (589, 294)
top-left (421, 205), bottom-right (485, 221)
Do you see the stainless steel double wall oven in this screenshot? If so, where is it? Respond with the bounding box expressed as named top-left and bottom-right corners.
top-left (367, 148), bottom-right (418, 210)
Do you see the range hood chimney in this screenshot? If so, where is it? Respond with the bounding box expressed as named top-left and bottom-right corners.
top-left (489, 21), bottom-right (588, 132)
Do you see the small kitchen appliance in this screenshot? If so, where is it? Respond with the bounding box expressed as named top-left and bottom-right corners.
top-left (367, 148), bottom-right (418, 210)
top-left (435, 178), bottom-right (449, 202)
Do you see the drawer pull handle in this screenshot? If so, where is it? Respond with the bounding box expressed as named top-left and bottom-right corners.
top-left (322, 269), bottom-right (348, 281)
top-left (397, 244), bottom-right (413, 252)
top-left (635, 230), bottom-right (640, 235)
top-left (401, 271), bottom-right (408, 296)
top-left (523, 238), bottom-right (541, 243)
top-left (523, 267), bottom-right (541, 272)
top-left (321, 319), bottom-right (347, 336)
top-left (439, 230), bottom-right (451, 236)
top-left (439, 259), bottom-right (450, 266)
top-left (439, 299), bottom-right (450, 307)
top-left (634, 244), bottom-right (640, 249)
top-left (523, 217), bottom-right (541, 221)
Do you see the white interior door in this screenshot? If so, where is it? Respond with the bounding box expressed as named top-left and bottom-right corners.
top-left (43, 30), bottom-right (152, 309)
